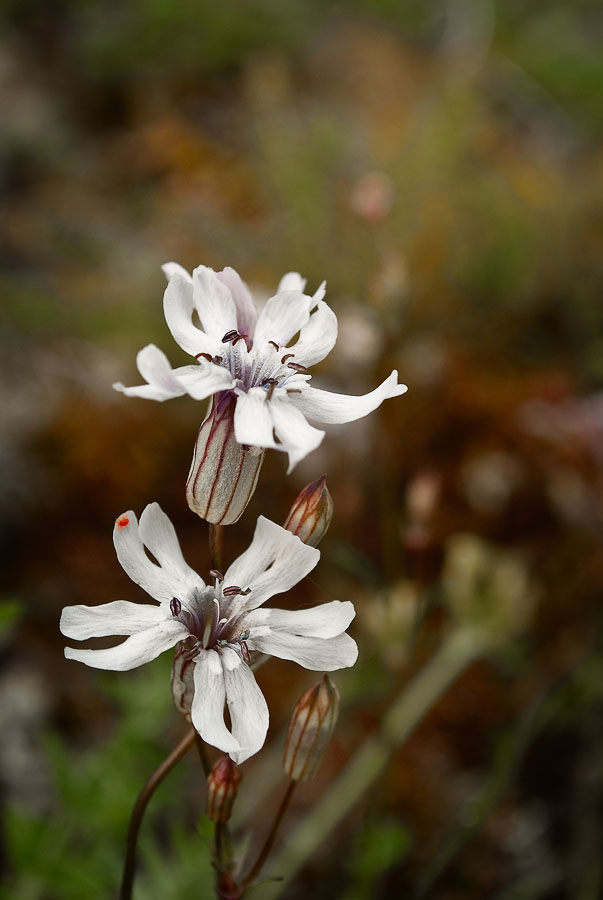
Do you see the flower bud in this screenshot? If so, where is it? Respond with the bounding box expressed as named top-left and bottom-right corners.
top-left (207, 756), bottom-right (242, 823)
top-left (283, 675), bottom-right (339, 782)
top-left (283, 475), bottom-right (333, 547)
top-left (171, 643), bottom-right (195, 719)
top-left (186, 393), bottom-right (265, 526)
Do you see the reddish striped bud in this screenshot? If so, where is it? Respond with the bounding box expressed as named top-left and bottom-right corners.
top-left (283, 675), bottom-right (339, 782)
top-left (186, 393), bottom-right (265, 526)
top-left (283, 475), bottom-right (333, 547)
top-left (207, 756), bottom-right (242, 823)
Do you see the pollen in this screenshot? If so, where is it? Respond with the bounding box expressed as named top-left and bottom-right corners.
top-left (116, 516), bottom-right (130, 528)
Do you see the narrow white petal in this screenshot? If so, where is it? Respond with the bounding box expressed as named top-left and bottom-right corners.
top-left (64, 619), bottom-right (187, 671)
top-left (113, 511), bottom-right (180, 603)
top-left (253, 291), bottom-right (312, 349)
top-left (245, 600), bottom-right (356, 640)
top-left (278, 272), bottom-right (306, 293)
top-left (163, 273), bottom-right (219, 357)
top-left (289, 371), bottom-right (408, 424)
top-left (138, 503), bottom-right (205, 598)
top-left (247, 631), bottom-right (358, 671)
top-left (192, 266), bottom-right (239, 340)
top-left (222, 516), bottom-right (319, 611)
top-left (162, 261), bottom-right (193, 283)
top-left (174, 363), bottom-right (235, 400)
top-left (191, 650), bottom-right (240, 753)
top-left (221, 648), bottom-right (269, 764)
top-left (217, 267), bottom-right (258, 339)
top-left (289, 300), bottom-right (338, 367)
top-left (60, 600), bottom-right (163, 640)
top-left (270, 399), bottom-right (325, 473)
top-left (233, 388), bottom-right (279, 450)
top-left (113, 344), bottom-right (186, 402)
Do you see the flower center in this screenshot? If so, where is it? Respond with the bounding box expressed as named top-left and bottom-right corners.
top-left (170, 578), bottom-right (252, 663)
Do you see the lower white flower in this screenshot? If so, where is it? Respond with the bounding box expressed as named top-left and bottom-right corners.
top-left (60, 503), bottom-right (357, 764)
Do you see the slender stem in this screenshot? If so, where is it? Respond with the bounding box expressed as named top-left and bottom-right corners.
top-left (120, 727), bottom-right (197, 900)
top-left (240, 781), bottom-right (297, 889)
top-left (209, 524), bottom-right (224, 572)
top-left (195, 733), bottom-right (212, 777)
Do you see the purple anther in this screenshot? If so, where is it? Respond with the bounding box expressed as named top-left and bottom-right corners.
top-left (222, 330), bottom-right (239, 343)
top-left (240, 642), bottom-right (251, 664)
top-left (223, 585), bottom-right (242, 597)
top-left (209, 569), bottom-right (224, 581)
top-left (287, 361), bottom-right (308, 372)
top-left (170, 597), bottom-right (182, 617)
top-left (281, 353), bottom-right (295, 364)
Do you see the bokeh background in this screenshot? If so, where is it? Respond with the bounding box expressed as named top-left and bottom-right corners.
top-left (1, 1), bottom-right (602, 898)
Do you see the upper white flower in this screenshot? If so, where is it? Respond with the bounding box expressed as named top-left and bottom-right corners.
top-left (60, 503), bottom-right (357, 763)
top-left (114, 264), bottom-right (408, 471)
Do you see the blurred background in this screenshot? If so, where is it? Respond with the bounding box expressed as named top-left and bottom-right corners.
top-left (1, 1), bottom-right (602, 898)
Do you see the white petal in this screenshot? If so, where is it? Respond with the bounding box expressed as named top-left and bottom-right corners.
top-left (253, 291), bottom-right (312, 349)
top-left (174, 362), bottom-right (235, 401)
top-left (60, 600), bottom-right (164, 640)
top-left (270, 398), bottom-right (325, 473)
top-left (221, 648), bottom-right (269, 764)
top-left (233, 388), bottom-right (279, 450)
top-left (222, 516), bottom-right (319, 611)
top-left (162, 261), bottom-right (193, 283)
top-left (247, 631), bottom-right (358, 671)
top-left (278, 272), bottom-right (306, 293)
top-left (113, 511), bottom-right (181, 603)
top-left (64, 619), bottom-right (187, 671)
top-left (138, 503), bottom-right (205, 599)
top-left (191, 650), bottom-right (240, 753)
top-left (163, 273), bottom-right (219, 357)
top-left (113, 344), bottom-right (186, 402)
top-left (289, 300), bottom-right (338, 367)
top-left (217, 267), bottom-right (258, 339)
top-left (245, 600), bottom-right (356, 640)
top-left (192, 266), bottom-right (239, 340)
top-left (289, 370), bottom-right (408, 424)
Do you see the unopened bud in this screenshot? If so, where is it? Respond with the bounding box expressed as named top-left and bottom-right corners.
top-left (187, 393), bottom-right (265, 526)
top-left (283, 475), bottom-right (333, 547)
top-left (207, 756), bottom-right (242, 823)
top-left (283, 675), bottom-right (339, 782)
top-left (171, 643), bottom-right (195, 719)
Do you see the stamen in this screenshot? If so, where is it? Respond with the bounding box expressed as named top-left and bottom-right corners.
top-left (222, 330), bottom-right (239, 343)
top-left (287, 361), bottom-right (308, 372)
top-left (239, 588), bottom-right (251, 596)
top-left (261, 377), bottom-right (279, 385)
top-left (195, 352), bottom-right (213, 362)
top-left (170, 597), bottom-right (182, 617)
top-left (240, 642), bottom-right (251, 664)
top-left (267, 382), bottom-right (276, 401)
top-left (268, 340), bottom-right (279, 351)
top-left (286, 388), bottom-right (302, 394)
top-left (209, 569), bottom-right (224, 581)
top-left (232, 333), bottom-right (248, 346)
top-left (223, 585), bottom-right (243, 597)
top-left (281, 353), bottom-right (295, 364)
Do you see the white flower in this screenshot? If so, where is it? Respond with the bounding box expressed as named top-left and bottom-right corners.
top-left (114, 264), bottom-right (408, 474)
top-left (60, 503), bottom-right (357, 763)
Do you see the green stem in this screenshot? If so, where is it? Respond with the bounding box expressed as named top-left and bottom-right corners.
top-left (240, 781), bottom-right (297, 889)
top-left (119, 727), bottom-right (197, 900)
top-left (246, 626), bottom-right (488, 898)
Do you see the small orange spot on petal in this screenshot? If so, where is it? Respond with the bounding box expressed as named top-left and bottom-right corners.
top-left (116, 516), bottom-right (130, 528)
